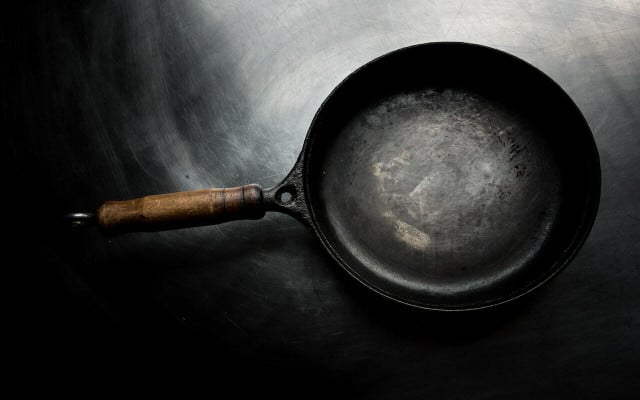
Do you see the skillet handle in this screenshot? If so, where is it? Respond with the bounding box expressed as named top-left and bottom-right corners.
top-left (95, 184), bottom-right (264, 233)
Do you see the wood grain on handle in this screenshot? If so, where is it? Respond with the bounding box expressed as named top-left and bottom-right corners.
top-left (97, 184), bottom-right (264, 233)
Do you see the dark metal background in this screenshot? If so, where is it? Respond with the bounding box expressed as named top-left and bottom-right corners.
top-left (6, 1), bottom-right (639, 397)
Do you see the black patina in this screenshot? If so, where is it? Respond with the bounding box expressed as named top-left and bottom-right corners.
top-left (265, 43), bottom-right (600, 310)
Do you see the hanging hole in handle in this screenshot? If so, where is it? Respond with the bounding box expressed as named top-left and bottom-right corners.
top-left (276, 186), bottom-right (296, 205)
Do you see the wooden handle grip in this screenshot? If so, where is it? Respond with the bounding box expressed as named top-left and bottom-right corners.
top-left (97, 184), bottom-right (264, 233)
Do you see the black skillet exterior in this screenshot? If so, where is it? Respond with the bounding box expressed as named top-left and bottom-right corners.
top-left (265, 42), bottom-right (601, 311)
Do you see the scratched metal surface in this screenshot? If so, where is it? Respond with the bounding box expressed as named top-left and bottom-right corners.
top-left (6, 0), bottom-right (640, 396)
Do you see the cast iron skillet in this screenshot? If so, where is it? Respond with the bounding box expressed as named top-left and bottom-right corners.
top-left (69, 42), bottom-right (601, 311)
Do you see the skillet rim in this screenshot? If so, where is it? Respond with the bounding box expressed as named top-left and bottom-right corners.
top-left (298, 41), bottom-right (601, 311)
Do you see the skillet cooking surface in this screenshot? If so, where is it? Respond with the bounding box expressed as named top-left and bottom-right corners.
top-left (306, 44), bottom-right (600, 309)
